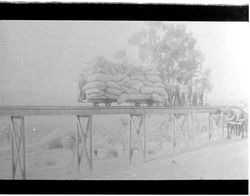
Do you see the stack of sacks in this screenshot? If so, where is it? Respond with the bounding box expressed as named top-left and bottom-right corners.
top-left (79, 59), bottom-right (128, 101)
top-left (83, 73), bottom-right (127, 100)
top-left (77, 66), bottom-right (96, 101)
top-left (78, 59), bottom-right (168, 105)
top-left (140, 67), bottom-right (168, 104)
top-left (116, 67), bottom-right (168, 105)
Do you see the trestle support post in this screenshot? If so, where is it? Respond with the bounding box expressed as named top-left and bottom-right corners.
top-left (76, 115), bottom-right (93, 174)
top-left (10, 116), bottom-right (26, 180)
top-left (129, 114), bottom-right (146, 162)
top-left (208, 113), bottom-right (211, 142)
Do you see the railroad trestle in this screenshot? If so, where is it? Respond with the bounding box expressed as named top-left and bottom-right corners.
top-left (0, 106), bottom-right (241, 179)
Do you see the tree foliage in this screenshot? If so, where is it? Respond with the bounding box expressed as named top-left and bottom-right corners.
top-left (196, 69), bottom-right (213, 92)
top-left (128, 22), bottom-right (207, 86)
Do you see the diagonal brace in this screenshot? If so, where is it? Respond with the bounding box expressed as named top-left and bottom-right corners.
top-left (10, 116), bottom-right (26, 179)
top-left (76, 115), bottom-right (93, 173)
top-left (129, 114), bottom-right (146, 162)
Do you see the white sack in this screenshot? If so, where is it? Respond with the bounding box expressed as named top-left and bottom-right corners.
top-left (82, 81), bottom-right (106, 90)
top-left (117, 93), bottom-right (128, 104)
top-left (106, 88), bottom-right (122, 96)
top-left (105, 93), bottom-right (119, 99)
top-left (146, 75), bottom-right (162, 83)
top-left (106, 81), bottom-right (121, 89)
top-left (140, 86), bottom-right (154, 94)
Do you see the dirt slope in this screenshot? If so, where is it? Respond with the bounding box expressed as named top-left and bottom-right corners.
top-left (83, 139), bottom-right (248, 180)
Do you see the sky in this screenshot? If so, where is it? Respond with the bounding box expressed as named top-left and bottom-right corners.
top-left (0, 21), bottom-right (249, 106)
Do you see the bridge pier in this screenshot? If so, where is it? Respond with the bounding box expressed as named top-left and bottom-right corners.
top-left (171, 113), bottom-right (190, 150)
top-left (208, 113), bottom-right (211, 142)
top-left (10, 116), bottom-right (26, 179)
top-left (171, 114), bottom-right (176, 150)
top-left (129, 114), bottom-right (146, 162)
top-left (76, 115), bottom-right (93, 174)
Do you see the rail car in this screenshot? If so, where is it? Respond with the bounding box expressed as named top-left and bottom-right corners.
top-left (87, 98), bottom-right (158, 107)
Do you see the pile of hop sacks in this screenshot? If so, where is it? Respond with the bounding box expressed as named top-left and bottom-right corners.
top-left (77, 58), bottom-right (168, 105)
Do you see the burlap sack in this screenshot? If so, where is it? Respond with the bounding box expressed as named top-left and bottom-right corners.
top-left (154, 88), bottom-right (168, 96)
top-left (85, 89), bottom-right (105, 96)
top-left (87, 74), bottom-right (111, 82)
top-left (146, 75), bottom-right (162, 83)
top-left (106, 81), bottom-right (121, 89)
top-left (146, 70), bottom-right (160, 76)
top-left (123, 88), bottom-right (139, 95)
top-left (131, 81), bottom-right (144, 91)
top-left (154, 82), bottom-right (165, 88)
top-left (141, 67), bottom-right (152, 72)
top-left (117, 93), bottom-right (128, 104)
top-left (118, 76), bottom-right (131, 87)
top-left (87, 94), bottom-right (106, 99)
top-left (143, 81), bottom-right (154, 87)
top-left (97, 69), bottom-right (111, 75)
top-left (106, 88), bottom-right (122, 96)
top-left (109, 66), bottom-right (118, 75)
top-left (82, 81), bottom-right (106, 90)
top-left (128, 94), bottom-right (143, 100)
top-left (105, 93), bottom-right (118, 99)
top-left (140, 86), bottom-right (154, 94)
top-left (79, 70), bottom-right (95, 78)
top-left (151, 93), bottom-right (163, 103)
top-left (139, 94), bottom-right (151, 99)
top-left (77, 77), bottom-right (87, 90)
top-left (131, 75), bottom-right (145, 81)
top-left (112, 74), bottom-right (127, 82)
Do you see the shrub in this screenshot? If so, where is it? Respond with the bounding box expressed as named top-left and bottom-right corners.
top-left (46, 160), bottom-right (56, 166)
top-left (120, 117), bottom-right (128, 128)
top-left (46, 138), bottom-right (63, 149)
top-left (0, 126), bottom-right (10, 144)
top-left (41, 128), bottom-right (67, 150)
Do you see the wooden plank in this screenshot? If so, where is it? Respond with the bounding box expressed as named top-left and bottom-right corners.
top-left (76, 121), bottom-right (80, 173)
top-left (89, 115), bottom-right (93, 172)
top-left (186, 114), bottom-right (189, 147)
top-left (171, 114), bottom-right (175, 150)
top-left (143, 114), bottom-right (146, 159)
top-left (21, 117), bottom-right (26, 179)
top-left (10, 116), bottom-right (24, 179)
top-left (0, 106), bottom-right (224, 116)
top-left (208, 114), bottom-right (211, 142)
top-left (10, 119), bottom-right (15, 179)
top-left (129, 115), bottom-right (132, 163)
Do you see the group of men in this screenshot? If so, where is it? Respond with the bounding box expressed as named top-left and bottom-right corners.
top-left (225, 108), bottom-right (248, 139)
top-left (165, 78), bottom-right (205, 107)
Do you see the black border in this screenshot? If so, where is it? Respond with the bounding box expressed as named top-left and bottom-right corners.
top-left (0, 180), bottom-right (248, 194)
top-left (0, 3), bottom-right (248, 21)
top-left (0, 2), bottom-right (248, 195)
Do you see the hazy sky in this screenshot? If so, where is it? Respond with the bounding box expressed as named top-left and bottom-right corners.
top-left (0, 21), bottom-right (249, 106)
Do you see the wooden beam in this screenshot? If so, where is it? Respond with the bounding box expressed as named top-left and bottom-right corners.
top-left (76, 115), bottom-right (93, 173)
top-left (171, 114), bottom-right (176, 150)
top-left (22, 117), bottom-right (26, 179)
top-left (129, 114), bottom-right (145, 162)
top-left (143, 114), bottom-right (146, 159)
top-left (208, 114), bottom-right (211, 142)
top-left (0, 106), bottom-right (225, 116)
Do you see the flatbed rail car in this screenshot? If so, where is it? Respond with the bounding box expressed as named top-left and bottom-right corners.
top-left (87, 98), bottom-right (157, 107)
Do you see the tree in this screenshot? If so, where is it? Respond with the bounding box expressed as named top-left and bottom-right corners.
top-left (193, 68), bottom-right (213, 106)
top-left (128, 22), bottom-right (205, 84)
top-left (198, 69), bottom-right (213, 92)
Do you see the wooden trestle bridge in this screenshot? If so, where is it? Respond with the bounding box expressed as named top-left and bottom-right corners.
top-left (0, 105), bottom-right (241, 180)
